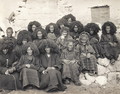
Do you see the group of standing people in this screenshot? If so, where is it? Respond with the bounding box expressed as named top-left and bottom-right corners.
top-left (0, 14), bottom-right (120, 92)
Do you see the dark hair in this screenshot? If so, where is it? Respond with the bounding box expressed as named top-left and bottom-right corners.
top-left (45, 23), bottom-right (60, 37)
top-left (60, 27), bottom-right (69, 33)
top-left (6, 27), bottom-right (13, 33)
top-left (56, 18), bottom-right (68, 29)
top-left (70, 21), bottom-right (84, 34)
top-left (32, 27), bottom-right (47, 40)
top-left (22, 42), bottom-right (39, 56)
top-left (62, 14), bottom-right (76, 22)
top-left (17, 30), bottom-right (32, 45)
top-left (28, 21), bottom-right (41, 33)
top-left (0, 39), bottom-right (14, 53)
top-left (102, 21), bottom-right (116, 35)
top-left (38, 39), bottom-right (60, 54)
top-left (85, 23), bottom-right (100, 35)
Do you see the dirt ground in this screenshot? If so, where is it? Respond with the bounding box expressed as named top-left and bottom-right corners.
top-left (0, 81), bottom-right (120, 94)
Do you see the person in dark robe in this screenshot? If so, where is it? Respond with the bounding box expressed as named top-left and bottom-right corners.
top-left (16, 42), bottom-right (40, 90)
top-left (62, 14), bottom-right (76, 27)
top-left (61, 40), bottom-right (81, 86)
top-left (78, 32), bottom-right (97, 76)
top-left (84, 23), bottom-right (104, 58)
top-left (100, 21), bottom-right (119, 64)
top-left (69, 21), bottom-right (84, 46)
top-left (13, 30), bottom-right (32, 60)
top-left (46, 23), bottom-right (60, 42)
top-left (3, 27), bottom-right (17, 47)
top-left (38, 41), bottom-right (66, 92)
top-left (32, 27), bottom-right (47, 47)
top-left (0, 40), bottom-right (22, 90)
top-left (69, 21), bottom-right (84, 40)
top-left (56, 27), bottom-right (73, 52)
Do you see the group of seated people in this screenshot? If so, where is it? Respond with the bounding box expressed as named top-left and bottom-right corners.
top-left (0, 14), bottom-right (120, 92)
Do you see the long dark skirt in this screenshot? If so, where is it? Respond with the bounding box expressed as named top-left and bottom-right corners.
top-left (39, 69), bottom-right (66, 92)
top-left (20, 68), bottom-right (39, 88)
top-left (0, 72), bottom-right (22, 90)
top-left (80, 55), bottom-right (97, 73)
top-left (100, 43), bottom-right (119, 60)
top-left (62, 62), bottom-right (80, 83)
top-left (91, 43), bottom-right (105, 58)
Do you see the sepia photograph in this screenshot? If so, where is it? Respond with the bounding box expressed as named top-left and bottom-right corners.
top-left (0, 0), bottom-right (120, 94)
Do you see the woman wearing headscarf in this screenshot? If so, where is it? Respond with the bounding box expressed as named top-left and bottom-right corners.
top-left (0, 39), bottom-right (22, 90)
top-left (56, 27), bottom-right (73, 52)
top-left (16, 42), bottom-right (40, 90)
top-left (84, 23), bottom-right (104, 58)
top-left (100, 21), bottom-right (119, 64)
top-left (38, 39), bottom-right (66, 92)
top-left (61, 40), bottom-right (81, 86)
top-left (45, 23), bottom-right (60, 42)
top-left (78, 32), bottom-right (97, 76)
top-left (13, 30), bottom-right (32, 60)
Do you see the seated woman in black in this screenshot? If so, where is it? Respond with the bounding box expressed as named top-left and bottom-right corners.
top-left (39, 40), bottom-right (66, 92)
top-left (0, 39), bottom-right (22, 90)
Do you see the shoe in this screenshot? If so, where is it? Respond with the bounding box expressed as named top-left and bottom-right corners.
top-left (64, 79), bottom-right (70, 85)
top-left (74, 82), bottom-right (81, 86)
top-left (59, 85), bottom-right (67, 91)
top-left (110, 59), bottom-right (116, 65)
top-left (45, 85), bottom-right (58, 92)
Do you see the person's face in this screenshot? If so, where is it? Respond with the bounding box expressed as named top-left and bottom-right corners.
top-left (90, 28), bottom-right (94, 35)
top-left (45, 47), bottom-right (50, 54)
top-left (81, 35), bottom-right (88, 45)
top-left (37, 31), bottom-right (42, 39)
top-left (2, 49), bottom-right (8, 54)
top-left (68, 18), bottom-right (72, 24)
top-left (106, 26), bottom-right (111, 34)
top-left (32, 25), bottom-right (37, 32)
top-left (67, 42), bottom-right (74, 51)
top-left (82, 41), bottom-right (86, 45)
top-left (27, 47), bottom-right (33, 56)
top-left (22, 39), bottom-right (27, 45)
top-left (49, 25), bottom-right (54, 32)
top-left (60, 24), bottom-right (64, 29)
top-left (62, 30), bottom-right (67, 37)
top-left (7, 29), bottom-right (13, 37)
top-left (74, 25), bottom-right (78, 32)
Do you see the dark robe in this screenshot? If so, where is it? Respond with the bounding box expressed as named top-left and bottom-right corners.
top-left (100, 34), bottom-right (119, 60)
top-left (78, 44), bottom-right (97, 74)
top-left (13, 45), bottom-right (24, 60)
top-left (90, 36), bottom-right (105, 58)
top-left (0, 52), bottom-right (22, 90)
top-left (17, 55), bottom-right (40, 88)
top-left (3, 37), bottom-right (17, 46)
top-left (47, 33), bottom-right (58, 42)
top-left (70, 32), bottom-right (80, 40)
top-left (33, 39), bottom-right (43, 47)
top-left (39, 53), bottom-right (66, 92)
top-left (61, 49), bottom-right (81, 83)
top-left (56, 35), bottom-right (73, 52)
